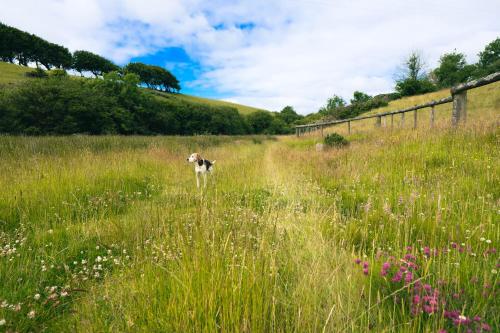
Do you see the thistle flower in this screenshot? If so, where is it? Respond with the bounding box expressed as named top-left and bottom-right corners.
top-left (354, 258), bottom-right (361, 265)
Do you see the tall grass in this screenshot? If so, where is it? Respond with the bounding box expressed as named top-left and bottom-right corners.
top-left (0, 83), bottom-right (498, 332)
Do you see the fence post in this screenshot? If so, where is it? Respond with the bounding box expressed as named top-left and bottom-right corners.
top-left (430, 105), bottom-right (435, 128)
top-left (451, 91), bottom-right (467, 126)
top-left (391, 114), bottom-right (394, 129)
top-left (382, 116), bottom-right (387, 128)
top-left (413, 110), bottom-right (417, 129)
top-left (320, 125), bottom-right (324, 137)
top-left (348, 121), bottom-right (351, 134)
top-left (401, 112), bottom-right (405, 127)
top-left (376, 116), bottom-right (381, 127)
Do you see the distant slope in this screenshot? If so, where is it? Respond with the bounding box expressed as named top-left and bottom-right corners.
top-left (0, 62), bottom-right (268, 114)
top-left (151, 90), bottom-right (268, 115)
top-left (0, 61), bottom-right (32, 86)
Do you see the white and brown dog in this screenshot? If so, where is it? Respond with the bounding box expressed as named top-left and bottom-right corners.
top-left (187, 153), bottom-right (216, 188)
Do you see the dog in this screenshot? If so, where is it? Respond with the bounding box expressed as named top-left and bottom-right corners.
top-left (186, 153), bottom-right (216, 188)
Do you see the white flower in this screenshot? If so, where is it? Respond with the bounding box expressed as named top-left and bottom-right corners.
top-left (60, 291), bottom-right (68, 297)
top-left (28, 310), bottom-right (36, 319)
top-left (96, 256), bottom-right (102, 263)
top-left (34, 294), bottom-right (40, 300)
top-left (0, 318), bottom-right (5, 326)
top-left (458, 315), bottom-right (467, 321)
top-left (480, 237), bottom-right (486, 242)
top-left (96, 245), bottom-right (100, 250)
top-left (486, 239), bottom-right (491, 244)
top-left (492, 269), bottom-right (498, 274)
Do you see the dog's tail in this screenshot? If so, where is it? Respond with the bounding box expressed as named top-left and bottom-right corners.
top-left (212, 160), bottom-right (216, 164)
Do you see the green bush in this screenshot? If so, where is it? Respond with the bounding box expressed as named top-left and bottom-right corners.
top-left (48, 69), bottom-right (68, 78)
top-left (25, 68), bottom-right (48, 78)
top-left (324, 133), bottom-right (349, 147)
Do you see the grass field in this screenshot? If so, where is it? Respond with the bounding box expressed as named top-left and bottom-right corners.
top-left (1, 80), bottom-right (499, 332)
top-left (0, 61), bottom-right (268, 115)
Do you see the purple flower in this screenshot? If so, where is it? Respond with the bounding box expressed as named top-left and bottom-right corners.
top-left (423, 284), bottom-right (432, 292)
top-left (405, 271), bottom-right (413, 284)
top-left (363, 268), bottom-right (369, 275)
top-left (412, 294), bottom-right (420, 305)
top-left (423, 247), bottom-right (431, 257)
top-left (481, 323), bottom-right (491, 331)
top-left (382, 262), bottom-right (391, 270)
top-left (363, 261), bottom-right (369, 269)
top-left (392, 271), bottom-right (402, 282)
top-left (354, 258), bottom-right (361, 265)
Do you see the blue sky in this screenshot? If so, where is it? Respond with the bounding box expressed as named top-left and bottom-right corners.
top-left (1, 0), bottom-right (499, 114)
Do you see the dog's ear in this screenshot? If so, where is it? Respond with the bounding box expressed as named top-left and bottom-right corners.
top-left (195, 153), bottom-right (201, 160)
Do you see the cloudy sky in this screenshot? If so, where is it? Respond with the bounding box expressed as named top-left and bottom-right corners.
top-left (1, 0), bottom-right (499, 113)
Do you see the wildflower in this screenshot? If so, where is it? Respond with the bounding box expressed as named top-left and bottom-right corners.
top-left (0, 319), bottom-right (5, 326)
top-left (363, 268), bottom-right (369, 275)
top-left (354, 258), bottom-right (361, 265)
top-left (480, 237), bottom-right (486, 242)
top-left (481, 323), bottom-right (491, 331)
top-left (362, 261), bottom-right (369, 269)
top-left (423, 247), bottom-right (431, 257)
top-left (382, 262), bottom-right (391, 270)
top-left (423, 284), bottom-right (432, 292)
top-left (438, 330), bottom-right (447, 333)
top-left (34, 294), bottom-right (40, 300)
top-left (412, 295), bottom-right (420, 305)
top-left (486, 239), bottom-right (491, 244)
top-left (491, 269), bottom-right (497, 274)
top-left (96, 256), bottom-right (102, 263)
top-left (28, 310), bottom-right (35, 319)
top-left (405, 272), bottom-right (413, 284)
top-left (391, 271), bottom-right (402, 282)
top-left (60, 291), bottom-right (68, 297)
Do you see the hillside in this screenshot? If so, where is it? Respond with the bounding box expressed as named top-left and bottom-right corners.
top-left (0, 61), bottom-right (267, 115)
top-left (312, 81), bottom-right (500, 136)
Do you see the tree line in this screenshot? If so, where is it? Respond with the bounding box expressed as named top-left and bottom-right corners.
top-left (308, 37), bottom-right (500, 122)
top-left (0, 72), bottom-right (300, 135)
top-left (0, 22), bottom-right (180, 92)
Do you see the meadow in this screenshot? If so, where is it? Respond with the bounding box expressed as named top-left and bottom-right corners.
top-left (0, 83), bottom-right (499, 332)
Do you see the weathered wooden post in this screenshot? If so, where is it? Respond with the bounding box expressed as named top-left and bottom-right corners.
top-left (430, 105), bottom-right (435, 128)
top-left (347, 121), bottom-right (351, 134)
top-left (376, 116), bottom-right (381, 127)
top-left (320, 125), bottom-right (324, 137)
top-left (295, 127), bottom-right (299, 137)
top-left (451, 91), bottom-right (467, 126)
top-left (382, 116), bottom-right (387, 128)
top-left (391, 114), bottom-right (394, 129)
top-left (401, 112), bottom-right (405, 127)
top-left (413, 109), bottom-right (417, 129)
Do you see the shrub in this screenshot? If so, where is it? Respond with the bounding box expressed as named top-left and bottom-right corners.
top-left (48, 69), bottom-right (68, 78)
top-left (25, 68), bottom-right (48, 78)
top-left (324, 133), bottom-right (349, 147)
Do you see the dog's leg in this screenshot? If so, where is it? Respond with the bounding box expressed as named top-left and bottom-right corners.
top-left (203, 173), bottom-right (207, 188)
top-left (196, 173), bottom-right (200, 188)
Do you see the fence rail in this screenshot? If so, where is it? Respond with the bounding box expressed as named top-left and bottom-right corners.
top-left (295, 71), bottom-right (500, 136)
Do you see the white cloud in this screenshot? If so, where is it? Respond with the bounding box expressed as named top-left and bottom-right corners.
top-left (1, 0), bottom-right (499, 113)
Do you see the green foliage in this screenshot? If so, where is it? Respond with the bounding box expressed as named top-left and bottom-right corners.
top-left (25, 68), bottom-right (48, 78)
top-left (318, 92), bottom-right (389, 120)
top-left (0, 22), bottom-right (71, 69)
top-left (474, 37), bottom-right (500, 78)
top-left (351, 91), bottom-right (371, 104)
top-left (323, 132), bottom-right (349, 147)
top-left (395, 52), bottom-right (437, 97)
top-left (319, 95), bottom-right (346, 115)
top-left (395, 77), bottom-right (436, 97)
top-left (72, 50), bottom-right (119, 77)
top-left (432, 52), bottom-right (474, 88)
top-left (246, 110), bottom-right (274, 134)
top-left (124, 62), bottom-right (180, 92)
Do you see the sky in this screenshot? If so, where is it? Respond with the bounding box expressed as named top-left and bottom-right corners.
top-left (1, 0), bottom-right (499, 114)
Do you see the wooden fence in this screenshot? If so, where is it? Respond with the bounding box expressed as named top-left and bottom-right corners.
top-left (295, 71), bottom-right (500, 137)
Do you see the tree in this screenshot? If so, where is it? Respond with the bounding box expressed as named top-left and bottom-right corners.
top-left (395, 51), bottom-right (436, 97)
top-left (124, 62), bottom-right (180, 92)
top-left (474, 38), bottom-right (500, 78)
top-left (278, 106), bottom-right (302, 124)
top-left (432, 52), bottom-right (474, 88)
top-left (72, 50), bottom-right (119, 77)
top-left (246, 111), bottom-right (274, 134)
top-left (318, 95), bottom-right (346, 117)
top-left (351, 91), bottom-right (371, 104)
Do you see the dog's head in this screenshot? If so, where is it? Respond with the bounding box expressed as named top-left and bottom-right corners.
top-left (187, 153), bottom-right (201, 163)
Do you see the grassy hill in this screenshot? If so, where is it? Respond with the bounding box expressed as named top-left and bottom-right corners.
top-left (0, 61), bottom-right (268, 114)
top-left (0, 93), bottom-right (498, 331)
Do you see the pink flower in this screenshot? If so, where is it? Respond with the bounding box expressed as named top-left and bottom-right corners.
top-left (362, 261), bottom-right (369, 269)
top-left (405, 271), bottom-right (413, 284)
top-left (382, 262), bottom-right (391, 270)
top-left (438, 330), bottom-right (447, 333)
top-left (423, 284), bottom-right (432, 292)
top-left (354, 258), bottom-right (361, 265)
top-left (423, 247), bottom-right (431, 257)
top-left (392, 271), bottom-right (402, 282)
top-left (481, 323), bottom-right (491, 331)
top-left (412, 294), bottom-right (420, 305)
top-left (363, 268), bottom-right (369, 275)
